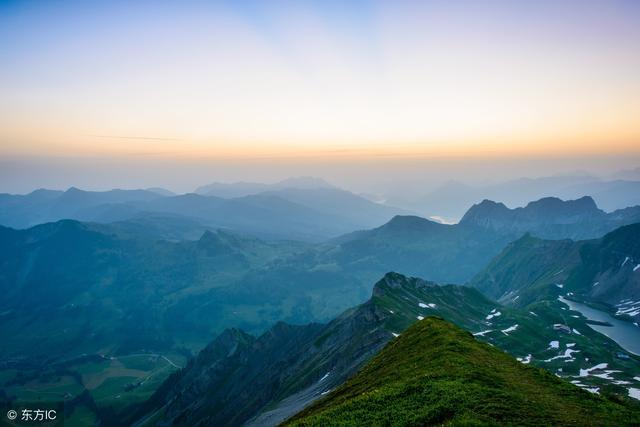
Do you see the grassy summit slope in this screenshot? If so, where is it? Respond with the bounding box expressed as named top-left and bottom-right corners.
top-left (286, 317), bottom-right (640, 427)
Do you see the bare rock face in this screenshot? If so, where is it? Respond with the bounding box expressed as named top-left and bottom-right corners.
top-left (459, 196), bottom-right (626, 240)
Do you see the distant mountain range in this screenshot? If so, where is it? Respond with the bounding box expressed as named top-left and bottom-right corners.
top-left (194, 176), bottom-right (336, 198)
top-left (3, 175), bottom-right (639, 242)
top-left (128, 272), bottom-right (640, 427)
top-left (386, 173), bottom-right (640, 221)
top-left (0, 182), bottom-right (410, 241)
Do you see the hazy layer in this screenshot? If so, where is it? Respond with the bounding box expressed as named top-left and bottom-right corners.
top-left (1, 154), bottom-right (638, 196)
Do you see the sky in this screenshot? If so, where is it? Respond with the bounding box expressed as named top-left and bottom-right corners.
top-left (1, 0), bottom-right (639, 193)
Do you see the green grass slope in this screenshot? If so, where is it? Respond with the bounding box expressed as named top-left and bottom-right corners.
top-left (285, 317), bottom-right (640, 427)
top-left (470, 223), bottom-right (640, 321)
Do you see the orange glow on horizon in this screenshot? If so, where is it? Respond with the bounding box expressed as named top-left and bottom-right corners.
top-left (2, 130), bottom-right (638, 162)
top-left (1, 1), bottom-right (639, 163)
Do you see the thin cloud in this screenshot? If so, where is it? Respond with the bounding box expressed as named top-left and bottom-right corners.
top-left (90, 135), bottom-right (182, 142)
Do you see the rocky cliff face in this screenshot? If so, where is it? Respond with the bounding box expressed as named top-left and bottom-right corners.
top-left (459, 196), bottom-right (636, 240)
top-left (129, 278), bottom-right (398, 427)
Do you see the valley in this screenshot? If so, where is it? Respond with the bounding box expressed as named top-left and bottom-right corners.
top-left (0, 188), bottom-right (639, 426)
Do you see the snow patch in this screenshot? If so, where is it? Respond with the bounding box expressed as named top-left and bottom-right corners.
top-left (579, 363), bottom-right (608, 377)
top-left (416, 302), bottom-right (436, 309)
top-left (517, 354), bottom-right (532, 364)
top-left (548, 340), bottom-right (559, 349)
top-left (486, 311), bottom-right (502, 320)
top-left (592, 370), bottom-right (622, 381)
top-left (319, 372), bottom-right (330, 382)
top-left (615, 301), bottom-right (640, 317)
top-left (473, 330), bottom-right (493, 337)
top-left (501, 324), bottom-right (518, 335)
top-left (628, 388), bottom-right (640, 400)
top-left (544, 347), bottom-right (580, 362)
top-left (634, 264), bottom-right (640, 272)
top-left (417, 315), bottom-right (424, 320)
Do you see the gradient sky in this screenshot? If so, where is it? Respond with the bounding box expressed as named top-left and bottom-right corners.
top-left (1, 0), bottom-right (639, 192)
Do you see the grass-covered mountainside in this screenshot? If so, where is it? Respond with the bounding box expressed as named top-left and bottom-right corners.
top-left (128, 273), bottom-right (640, 427)
top-left (0, 220), bottom-right (305, 359)
top-left (471, 223), bottom-right (640, 322)
top-left (285, 317), bottom-right (640, 427)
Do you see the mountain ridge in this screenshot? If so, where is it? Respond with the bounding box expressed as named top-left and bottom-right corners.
top-left (390, 174), bottom-right (640, 219)
top-left (285, 317), bottom-right (640, 426)
top-left (128, 271), bottom-right (640, 427)
top-left (194, 176), bottom-right (336, 197)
